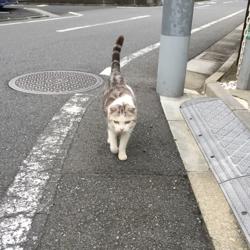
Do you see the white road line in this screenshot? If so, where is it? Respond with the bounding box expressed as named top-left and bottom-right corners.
top-left (0, 15), bottom-right (82, 27)
top-left (24, 7), bottom-right (59, 18)
top-left (0, 94), bottom-right (91, 249)
top-left (100, 42), bottom-right (160, 76)
top-left (195, 5), bottom-right (211, 8)
top-left (191, 9), bottom-right (244, 33)
top-left (196, 1), bottom-right (209, 5)
top-left (68, 11), bottom-right (83, 17)
top-left (56, 15), bottom-right (151, 32)
top-left (117, 6), bottom-right (137, 8)
top-left (36, 4), bottom-right (48, 7)
top-left (195, 0), bottom-right (216, 5)
top-left (100, 9), bottom-right (245, 76)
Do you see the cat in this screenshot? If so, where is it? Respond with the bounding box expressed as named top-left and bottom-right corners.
top-left (103, 35), bottom-right (137, 161)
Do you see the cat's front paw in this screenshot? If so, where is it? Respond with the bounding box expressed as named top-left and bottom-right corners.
top-left (110, 145), bottom-right (118, 154)
top-left (118, 152), bottom-right (127, 161)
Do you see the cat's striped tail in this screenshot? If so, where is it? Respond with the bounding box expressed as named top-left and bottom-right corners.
top-left (111, 35), bottom-right (124, 73)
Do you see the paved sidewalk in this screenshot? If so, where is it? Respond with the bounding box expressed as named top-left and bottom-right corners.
top-left (162, 22), bottom-right (250, 249)
top-left (24, 53), bottom-right (214, 249)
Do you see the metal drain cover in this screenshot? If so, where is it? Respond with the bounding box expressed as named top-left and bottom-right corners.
top-left (181, 97), bottom-right (250, 244)
top-left (9, 71), bottom-right (103, 94)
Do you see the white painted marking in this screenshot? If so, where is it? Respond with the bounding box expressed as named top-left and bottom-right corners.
top-left (68, 11), bottom-right (83, 17)
top-left (100, 42), bottom-right (159, 76)
top-left (195, 5), bottom-right (211, 8)
top-left (24, 7), bottom-right (59, 18)
top-left (56, 15), bottom-right (151, 33)
top-left (191, 9), bottom-right (244, 33)
top-left (0, 94), bottom-right (90, 249)
top-left (196, 1), bottom-right (209, 5)
top-left (36, 4), bottom-right (48, 7)
top-left (195, 0), bottom-right (216, 5)
top-left (0, 11), bottom-right (9, 14)
top-left (0, 15), bottom-right (81, 27)
top-left (117, 6), bottom-right (137, 8)
top-left (100, 9), bottom-right (245, 76)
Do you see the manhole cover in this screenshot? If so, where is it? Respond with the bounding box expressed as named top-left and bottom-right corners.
top-left (9, 71), bottom-right (103, 94)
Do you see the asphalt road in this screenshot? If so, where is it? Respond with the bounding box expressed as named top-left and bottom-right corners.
top-left (0, 7), bottom-right (40, 22)
top-left (0, 4), bottom-right (113, 21)
top-left (0, 0), bottom-right (248, 248)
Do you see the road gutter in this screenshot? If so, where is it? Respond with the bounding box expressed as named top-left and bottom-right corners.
top-left (160, 89), bottom-right (249, 249)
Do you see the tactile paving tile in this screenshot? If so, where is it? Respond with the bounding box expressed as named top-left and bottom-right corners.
top-left (181, 97), bottom-right (250, 244)
top-left (221, 177), bottom-right (250, 243)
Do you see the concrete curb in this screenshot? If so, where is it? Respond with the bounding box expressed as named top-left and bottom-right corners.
top-left (185, 24), bottom-right (243, 93)
top-left (203, 31), bottom-right (250, 248)
top-left (160, 24), bottom-right (250, 249)
top-left (205, 52), bottom-right (238, 84)
top-left (161, 91), bottom-right (249, 250)
top-left (205, 54), bottom-right (250, 131)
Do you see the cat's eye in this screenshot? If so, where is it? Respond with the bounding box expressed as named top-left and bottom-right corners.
top-left (125, 121), bottom-right (131, 124)
top-left (113, 121), bottom-right (119, 124)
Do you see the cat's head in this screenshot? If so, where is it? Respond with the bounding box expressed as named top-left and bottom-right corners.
top-left (108, 103), bottom-right (137, 133)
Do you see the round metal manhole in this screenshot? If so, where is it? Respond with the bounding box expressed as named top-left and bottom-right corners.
top-left (8, 71), bottom-right (103, 95)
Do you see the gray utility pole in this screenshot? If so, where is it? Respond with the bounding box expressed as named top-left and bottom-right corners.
top-left (157, 0), bottom-right (194, 97)
top-left (237, 1), bottom-right (250, 90)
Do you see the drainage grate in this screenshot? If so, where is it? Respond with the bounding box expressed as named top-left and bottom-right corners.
top-left (181, 97), bottom-right (250, 244)
top-left (9, 71), bottom-right (103, 95)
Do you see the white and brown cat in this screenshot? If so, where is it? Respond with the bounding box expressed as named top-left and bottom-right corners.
top-left (103, 35), bottom-right (137, 161)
